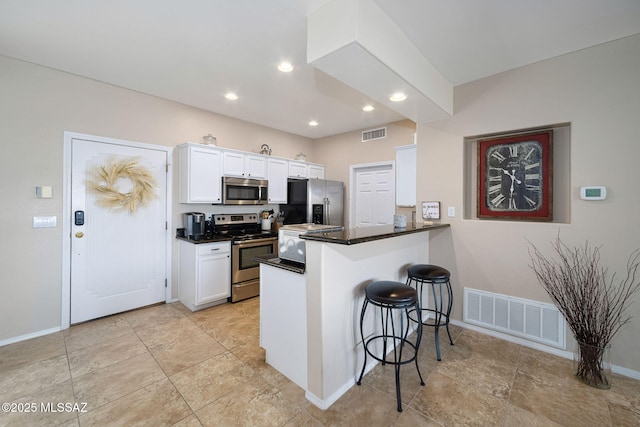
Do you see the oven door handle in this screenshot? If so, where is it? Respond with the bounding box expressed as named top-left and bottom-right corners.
top-left (232, 237), bottom-right (278, 245)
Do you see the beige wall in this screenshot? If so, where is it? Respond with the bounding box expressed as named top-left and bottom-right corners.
top-left (418, 34), bottom-right (640, 372)
top-left (0, 55), bottom-right (313, 341)
top-left (312, 119), bottom-right (417, 223)
top-left (2, 32), bottom-right (639, 375)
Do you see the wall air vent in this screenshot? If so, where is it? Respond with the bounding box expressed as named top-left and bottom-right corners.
top-left (362, 127), bottom-right (387, 142)
top-left (464, 287), bottom-right (566, 349)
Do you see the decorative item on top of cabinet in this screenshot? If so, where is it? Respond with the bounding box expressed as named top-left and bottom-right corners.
top-left (203, 133), bottom-right (217, 146)
top-left (477, 130), bottom-right (552, 221)
top-left (178, 143), bottom-right (223, 204)
top-left (260, 144), bottom-right (272, 155)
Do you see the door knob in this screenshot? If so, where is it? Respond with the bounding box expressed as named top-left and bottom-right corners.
top-left (75, 231), bottom-right (84, 238)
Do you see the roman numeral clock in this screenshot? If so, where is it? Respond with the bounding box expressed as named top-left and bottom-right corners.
top-left (478, 130), bottom-right (553, 221)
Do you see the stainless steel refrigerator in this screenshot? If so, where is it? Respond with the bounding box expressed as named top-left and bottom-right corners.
top-left (281, 179), bottom-right (344, 226)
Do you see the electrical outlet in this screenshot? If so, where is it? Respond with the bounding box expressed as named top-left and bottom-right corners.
top-left (447, 207), bottom-right (455, 218)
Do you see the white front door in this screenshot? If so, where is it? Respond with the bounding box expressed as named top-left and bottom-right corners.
top-left (351, 163), bottom-right (395, 227)
top-left (70, 137), bottom-right (168, 324)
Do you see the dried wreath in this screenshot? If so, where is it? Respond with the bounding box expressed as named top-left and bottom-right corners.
top-left (87, 158), bottom-right (157, 213)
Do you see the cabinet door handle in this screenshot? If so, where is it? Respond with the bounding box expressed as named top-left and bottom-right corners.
top-left (211, 248), bottom-right (220, 251)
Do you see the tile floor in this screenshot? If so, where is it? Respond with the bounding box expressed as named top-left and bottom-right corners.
top-left (1, 298), bottom-right (638, 426)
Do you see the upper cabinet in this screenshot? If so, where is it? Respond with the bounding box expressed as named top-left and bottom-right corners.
top-left (288, 161), bottom-right (308, 178)
top-left (267, 158), bottom-right (289, 204)
top-left (222, 150), bottom-right (267, 178)
top-left (308, 163), bottom-right (325, 179)
top-left (178, 143), bottom-right (325, 204)
top-left (178, 144), bottom-right (223, 204)
top-left (395, 144), bottom-right (416, 207)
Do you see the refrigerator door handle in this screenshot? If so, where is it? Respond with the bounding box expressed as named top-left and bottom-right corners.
top-left (324, 197), bottom-right (330, 225)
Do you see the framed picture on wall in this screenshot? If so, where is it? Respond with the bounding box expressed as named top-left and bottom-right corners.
top-left (477, 130), bottom-right (553, 221)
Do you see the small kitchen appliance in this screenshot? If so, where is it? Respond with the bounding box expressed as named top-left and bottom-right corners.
top-left (183, 212), bottom-right (205, 240)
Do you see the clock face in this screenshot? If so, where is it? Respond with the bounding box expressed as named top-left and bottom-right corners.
top-left (485, 140), bottom-right (543, 212)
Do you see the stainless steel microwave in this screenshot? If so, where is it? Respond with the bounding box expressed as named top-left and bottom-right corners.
top-left (222, 176), bottom-right (268, 205)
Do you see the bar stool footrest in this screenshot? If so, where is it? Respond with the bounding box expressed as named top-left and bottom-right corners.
top-left (363, 335), bottom-right (419, 365)
top-left (408, 308), bottom-right (450, 327)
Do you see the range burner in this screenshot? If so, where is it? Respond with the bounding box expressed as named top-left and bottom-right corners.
top-left (212, 213), bottom-right (277, 241)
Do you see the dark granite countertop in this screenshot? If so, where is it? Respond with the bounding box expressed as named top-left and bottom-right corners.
top-left (299, 222), bottom-right (450, 245)
top-left (253, 254), bottom-right (306, 274)
top-left (176, 235), bottom-right (233, 244)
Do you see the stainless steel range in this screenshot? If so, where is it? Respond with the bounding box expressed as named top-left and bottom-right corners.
top-left (212, 213), bottom-right (278, 302)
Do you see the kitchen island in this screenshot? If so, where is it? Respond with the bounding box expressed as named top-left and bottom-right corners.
top-left (257, 222), bottom-right (450, 409)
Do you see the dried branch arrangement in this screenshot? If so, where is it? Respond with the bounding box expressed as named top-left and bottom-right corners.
top-left (528, 235), bottom-right (640, 389)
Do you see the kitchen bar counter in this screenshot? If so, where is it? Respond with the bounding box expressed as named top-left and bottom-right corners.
top-left (300, 222), bottom-right (449, 245)
top-left (258, 222), bottom-right (452, 410)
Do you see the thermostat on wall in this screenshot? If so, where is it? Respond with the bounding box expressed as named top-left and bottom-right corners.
top-left (580, 186), bottom-right (606, 200)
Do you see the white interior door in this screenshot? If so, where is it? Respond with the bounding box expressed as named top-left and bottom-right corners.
top-left (352, 163), bottom-right (395, 227)
top-left (70, 137), bottom-right (168, 324)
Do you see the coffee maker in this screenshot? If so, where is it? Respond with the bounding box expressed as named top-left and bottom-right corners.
top-left (183, 212), bottom-right (205, 240)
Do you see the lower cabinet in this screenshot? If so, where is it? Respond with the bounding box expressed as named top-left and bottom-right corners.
top-left (259, 264), bottom-right (307, 388)
top-left (179, 240), bottom-right (231, 311)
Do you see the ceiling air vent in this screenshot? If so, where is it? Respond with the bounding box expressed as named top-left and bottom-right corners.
top-left (362, 127), bottom-right (387, 142)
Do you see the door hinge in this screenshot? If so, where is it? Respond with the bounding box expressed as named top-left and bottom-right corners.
top-left (165, 221), bottom-right (168, 230)
top-left (165, 278), bottom-right (168, 288)
top-left (166, 163), bottom-right (169, 173)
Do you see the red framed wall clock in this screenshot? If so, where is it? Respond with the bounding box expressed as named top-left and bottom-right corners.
top-left (477, 130), bottom-right (553, 221)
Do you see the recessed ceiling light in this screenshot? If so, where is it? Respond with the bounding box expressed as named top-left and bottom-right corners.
top-left (389, 92), bottom-right (407, 102)
top-left (362, 104), bottom-right (375, 112)
top-left (225, 92), bottom-right (238, 100)
top-left (277, 62), bottom-right (294, 72)
top-left (308, 120), bottom-right (319, 126)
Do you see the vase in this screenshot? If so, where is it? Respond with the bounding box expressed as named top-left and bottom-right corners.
top-left (573, 340), bottom-right (611, 389)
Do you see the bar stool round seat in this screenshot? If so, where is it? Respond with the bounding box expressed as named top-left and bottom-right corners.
top-left (406, 264), bottom-right (454, 361)
top-left (357, 280), bottom-right (425, 412)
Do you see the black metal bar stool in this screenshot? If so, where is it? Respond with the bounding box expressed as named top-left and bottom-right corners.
top-left (406, 264), bottom-right (454, 361)
top-left (356, 280), bottom-right (425, 412)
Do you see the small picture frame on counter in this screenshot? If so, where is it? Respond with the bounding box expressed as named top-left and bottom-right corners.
top-left (422, 201), bottom-right (441, 220)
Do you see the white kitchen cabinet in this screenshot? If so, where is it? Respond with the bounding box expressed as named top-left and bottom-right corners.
top-left (245, 154), bottom-right (267, 178)
top-left (267, 157), bottom-right (289, 204)
top-left (395, 144), bottom-right (416, 207)
top-left (260, 264), bottom-right (307, 388)
top-left (307, 163), bottom-right (324, 179)
top-left (178, 144), bottom-right (223, 204)
top-left (288, 161), bottom-right (308, 178)
top-left (179, 240), bottom-right (231, 311)
top-left (223, 150), bottom-right (267, 178)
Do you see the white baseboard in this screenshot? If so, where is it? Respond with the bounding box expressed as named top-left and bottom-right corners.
top-left (451, 319), bottom-right (640, 380)
top-left (0, 327), bottom-right (62, 347)
top-left (306, 377), bottom-right (359, 410)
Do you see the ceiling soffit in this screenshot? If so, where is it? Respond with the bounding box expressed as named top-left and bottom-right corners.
top-left (307, 0), bottom-right (453, 124)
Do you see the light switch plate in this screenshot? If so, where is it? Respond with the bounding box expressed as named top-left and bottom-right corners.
top-left (447, 207), bottom-right (455, 218)
top-left (33, 216), bottom-right (57, 228)
top-left (35, 186), bottom-right (53, 199)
